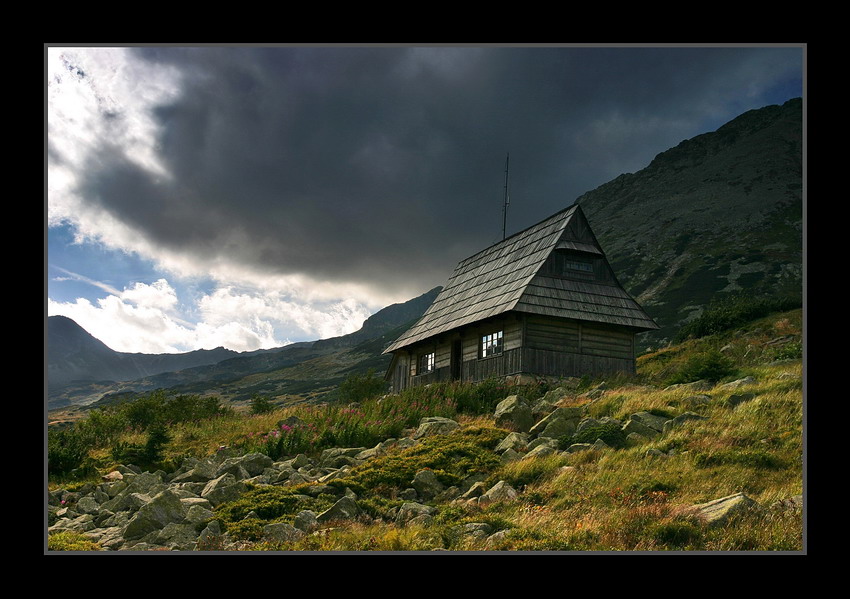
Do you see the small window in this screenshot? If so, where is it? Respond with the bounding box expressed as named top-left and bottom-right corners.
top-left (481, 330), bottom-right (504, 358)
top-left (565, 260), bottom-right (593, 273)
top-left (419, 352), bottom-right (435, 374)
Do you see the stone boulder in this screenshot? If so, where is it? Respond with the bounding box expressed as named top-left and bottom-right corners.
top-left (413, 417), bottom-right (460, 439)
top-left (412, 469), bottom-right (445, 501)
top-left (201, 474), bottom-right (249, 507)
top-left (718, 377), bottom-right (757, 390)
top-left (494, 395), bottom-right (534, 432)
top-left (478, 481), bottom-right (519, 505)
top-left (317, 496), bottom-right (363, 523)
top-left (263, 522), bottom-right (305, 543)
top-left (529, 407), bottom-right (581, 439)
top-left (396, 502), bottom-right (437, 525)
top-left (122, 490), bottom-right (186, 540)
top-left (662, 411), bottom-right (708, 434)
top-left (689, 492), bottom-right (761, 528)
top-left (495, 432), bottom-right (530, 453)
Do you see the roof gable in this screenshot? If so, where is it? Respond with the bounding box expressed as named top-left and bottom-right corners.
top-left (384, 204), bottom-right (657, 354)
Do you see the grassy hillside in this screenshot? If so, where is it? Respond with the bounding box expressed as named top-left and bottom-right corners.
top-left (47, 304), bottom-right (804, 552)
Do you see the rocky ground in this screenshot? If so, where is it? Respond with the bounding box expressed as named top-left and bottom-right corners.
top-left (47, 376), bottom-right (803, 552)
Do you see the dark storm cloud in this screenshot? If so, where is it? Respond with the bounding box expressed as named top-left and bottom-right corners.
top-left (77, 46), bottom-right (803, 295)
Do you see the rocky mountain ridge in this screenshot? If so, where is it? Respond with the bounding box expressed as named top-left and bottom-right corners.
top-left (577, 98), bottom-right (802, 342)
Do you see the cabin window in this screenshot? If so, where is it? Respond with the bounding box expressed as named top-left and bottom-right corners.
top-left (418, 352), bottom-right (435, 374)
top-left (565, 260), bottom-right (593, 273)
top-left (480, 330), bottom-right (504, 358)
top-left (545, 251), bottom-right (597, 280)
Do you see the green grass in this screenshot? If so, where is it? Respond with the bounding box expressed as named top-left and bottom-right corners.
top-left (47, 308), bottom-right (804, 552)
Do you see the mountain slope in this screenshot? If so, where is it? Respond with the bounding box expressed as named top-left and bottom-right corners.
top-left (47, 287), bottom-right (442, 409)
top-left (47, 316), bottom-right (250, 391)
top-left (576, 98), bottom-right (803, 343)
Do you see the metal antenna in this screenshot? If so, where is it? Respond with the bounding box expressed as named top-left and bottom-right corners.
top-left (502, 153), bottom-right (510, 241)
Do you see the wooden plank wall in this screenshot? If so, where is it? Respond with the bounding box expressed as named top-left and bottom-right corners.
top-left (581, 324), bottom-right (633, 360)
top-left (522, 347), bottom-right (634, 377)
top-left (526, 315), bottom-right (633, 361)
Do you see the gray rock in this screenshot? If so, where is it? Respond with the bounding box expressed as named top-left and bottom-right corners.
top-left (495, 432), bottom-right (530, 453)
top-left (396, 502), bottom-right (436, 524)
top-left (662, 411), bottom-right (709, 433)
top-left (621, 419), bottom-right (661, 439)
top-left (171, 459), bottom-right (217, 483)
top-left (719, 377), bottom-right (757, 390)
top-left (317, 496), bottom-right (363, 523)
top-left (185, 504), bottom-right (215, 525)
top-left (263, 522), bottom-right (305, 543)
top-left (494, 395), bottom-right (534, 432)
top-left (629, 411), bottom-right (670, 432)
top-left (664, 380), bottom-right (714, 392)
top-left (49, 513), bottom-right (96, 533)
top-left (529, 407), bottom-right (580, 438)
top-left (644, 448), bottom-right (667, 458)
top-left (412, 417), bottom-right (460, 439)
top-left (228, 452), bottom-right (274, 477)
top-left (459, 481), bottom-right (488, 501)
top-left (531, 398), bottom-right (558, 418)
top-left (478, 481), bottom-right (519, 505)
top-left (523, 443), bottom-right (558, 459)
top-left (201, 474), bottom-right (249, 507)
top-left (320, 447), bottom-right (367, 468)
top-left (399, 488), bottom-right (419, 501)
top-left (455, 522), bottom-right (493, 540)
top-left (500, 448), bottom-right (523, 463)
top-left (727, 392), bottom-right (756, 407)
top-left (412, 469), bottom-right (445, 500)
top-left (565, 443), bottom-right (593, 453)
top-left (690, 492), bottom-right (761, 528)
top-left (576, 417), bottom-right (603, 433)
top-left (195, 522), bottom-right (225, 551)
top-left (153, 522), bottom-right (200, 550)
top-left (75, 496), bottom-right (100, 515)
top-left (122, 490), bottom-right (187, 540)
top-left (100, 472), bottom-right (167, 513)
top-left (591, 438), bottom-right (610, 450)
top-left (293, 510), bottom-right (319, 532)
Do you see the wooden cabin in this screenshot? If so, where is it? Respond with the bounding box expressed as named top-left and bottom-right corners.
top-left (382, 204), bottom-right (658, 392)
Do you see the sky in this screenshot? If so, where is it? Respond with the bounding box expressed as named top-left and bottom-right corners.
top-left (46, 44), bottom-right (805, 354)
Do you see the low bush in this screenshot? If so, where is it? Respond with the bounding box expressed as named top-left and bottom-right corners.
top-left (47, 531), bottom-right (102, 551)
top-left (339, 369), bottom-right (388, 403)
top-left (666, 349), bottom-right (736, 385)
top-left (675, 295), bottom-right (801, 342)
top-left (249, 393), bottom-right (275, 415)
top-left (560, 423), bottom-right (627, 450)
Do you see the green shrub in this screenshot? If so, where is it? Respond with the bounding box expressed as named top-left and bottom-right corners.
top-left (110, 423), bottom-right (171, 469)
top-left (249, 393), bottom-right (275, 415)
top-left (339, 369), bottom-right (387, 403)
top-left (675, 295), bottom-right (801, 342)
top-left (47, 428), bottom-right (90, 476)
top-left (560, 423), bottom-right (627, 450)
top-left (766, 341), bottom-right (803, 361)
top-left (667, 349), bottom-right (735, 385)
top-left (47, 531), bottom-right (101, 551)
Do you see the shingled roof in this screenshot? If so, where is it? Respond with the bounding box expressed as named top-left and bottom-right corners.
top-left (384, 204), bottom-right (657, 354)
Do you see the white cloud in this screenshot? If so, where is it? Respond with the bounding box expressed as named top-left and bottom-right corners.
top-left (47, 277), bottom-right (379, 354)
